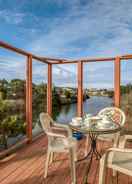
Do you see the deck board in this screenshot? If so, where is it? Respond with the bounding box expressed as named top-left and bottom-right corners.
top-left (0, 135), bottom-right (132, 184)
top-left (0, 138), bottom-right (47, 183)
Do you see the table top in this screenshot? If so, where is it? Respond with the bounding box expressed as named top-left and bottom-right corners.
top-left (69, 117), bottom-right (121, 135)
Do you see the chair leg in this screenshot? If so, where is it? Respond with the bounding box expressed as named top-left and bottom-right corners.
top-left (85, 135), bottom-right (89, 156)
top-left (49, 152), bottom-right (54, 164)
top-left (73, 145), bottom-right (77, 162)
top-left (113, 170), bottom-right (117, 177)
top-left (116, 172), bottom-right (119, 184)
top-left (84, 136), bottom-right (89, 156)
top-left (112, 134), bottom-right (119, 177)
top-left (99, 155), bottom-right (107, 184)
top-left (69, 148), bottom-right (76, 184)
top-left (44, 150), bottom-right (50, 178)
top-left (118, 135), bottom-right (126, 149)
top-left (112, 152), bottom-right (117, 177)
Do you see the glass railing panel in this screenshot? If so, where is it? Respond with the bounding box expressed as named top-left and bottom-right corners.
top-left (0, 50), bottom-right (26, 151)
top-left (52, 64), bottom-right (77, 124)
top-left (83, 61), bottom-right (114, 115)
top-left (121, 60), bottom-right (132, 133)
top-left (32, 60), bottom-right (47, 137)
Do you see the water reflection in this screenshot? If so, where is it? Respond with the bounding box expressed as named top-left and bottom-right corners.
top-left (56, 96), bottom-right (113, 124)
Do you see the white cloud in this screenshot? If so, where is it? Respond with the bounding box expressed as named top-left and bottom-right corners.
top-left (0, 10), bottom-right (25, 24)
top-left (26, 0), bottom-right (132, 88)
top-left (0, 56), bottom-right (26, 80)
top-left (1, 0), bottom-right (132, 88)
top-left (27, 0), bottom-right (132, 58)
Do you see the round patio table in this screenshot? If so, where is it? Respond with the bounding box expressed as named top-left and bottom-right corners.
top-left (69, 117), bottom-right (122, 184)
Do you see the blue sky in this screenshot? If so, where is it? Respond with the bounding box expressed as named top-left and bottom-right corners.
top-left (0, 0), bottom-right (132, 88)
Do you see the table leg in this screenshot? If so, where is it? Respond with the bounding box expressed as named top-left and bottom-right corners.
top-left (89, 133), bottom-right (101, 160)
top-left (83, 149), bottom-right (94, 184)
top-left (77, 133), bottom-right (101, 162)
top-left (77, 133), bottom-right (101, 184)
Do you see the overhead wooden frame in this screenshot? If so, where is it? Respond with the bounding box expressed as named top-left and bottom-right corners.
top-left (1, 41), bottom-right (132, 64)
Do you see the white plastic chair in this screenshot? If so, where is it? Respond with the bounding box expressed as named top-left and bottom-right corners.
top-left (40, 113), bottom-right (77, 184)
top-left (99, 134), bottom-right (132, 184)
top-left (97, 107), bottom-right (126, 146)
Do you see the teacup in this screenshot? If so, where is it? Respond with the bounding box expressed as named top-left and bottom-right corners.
top-left (72, 117), bottom-right (82, 125)
top-left (83, 119), bottom-right (91, 127)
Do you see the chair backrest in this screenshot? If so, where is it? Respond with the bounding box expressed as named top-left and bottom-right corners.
top-left (98, 107), bottom-right (126, 126)
top-left (40, 112), bottom-right (53, 133)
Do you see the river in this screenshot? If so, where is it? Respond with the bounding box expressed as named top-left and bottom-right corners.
top-left (56, 96), bottom-right (113, 124)
top-left (33, 96), bottom-right (113, 136)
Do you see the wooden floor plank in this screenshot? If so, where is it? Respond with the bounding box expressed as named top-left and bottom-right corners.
top-left (0, 135), bottom-right (132, 184)
top-left (0, 137), bottom-right (47, 182)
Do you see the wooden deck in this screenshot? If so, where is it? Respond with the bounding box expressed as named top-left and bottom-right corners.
top-left (0, 135), bottom-right (132, 184)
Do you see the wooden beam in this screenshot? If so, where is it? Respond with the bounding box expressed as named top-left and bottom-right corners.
top-left (50, 55), bottom-right (132, 64)
top-left (53, 57), bottom-right (115, 64)
top-left (53, 61), bottom-right (78, 64)
top-left (47, 63), bottom-right (52, 115)
top-left (26, 55), bottom-right (32, 142)
top-left (68, 57), bottom-right (115, 63)
top-left (77, 61), bottom-right (83, 117)
top-left (114, 57), bottom-right (121, 107)
top-left (41, 58), bottom-right (68, 62)
top-left (121, 55), bottom-right (132, 60)
top-left (0, 41), bottom-right (50, 64)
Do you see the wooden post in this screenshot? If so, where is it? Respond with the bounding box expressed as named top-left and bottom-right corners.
top-left (114, 57), bottom-right (121, 107)
top-left (77, 61), bottom-right (83, 117)
top-left (26, 55), bottom-right (32, 142)
top-left (47, 63), bottom-right (52, 115)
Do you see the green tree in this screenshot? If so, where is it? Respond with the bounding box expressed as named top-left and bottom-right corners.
top-left (52, 87), bottom-right (61, 120)
top-left (64, 90), bottom-right (71, 98)
top-left (0, 99), bottom-right (26, 149)
top-left (32, 83), bottom-right (47, 126)
top-left (7, 79), bottom-right (25, 99)
top-left (0, 79), bottom-right (8, 99)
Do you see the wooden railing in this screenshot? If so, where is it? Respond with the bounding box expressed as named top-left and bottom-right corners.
top-left (0, 40), bottom-right (132, 148)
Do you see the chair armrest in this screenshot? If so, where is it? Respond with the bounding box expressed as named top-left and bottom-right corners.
top-left (51, 126), bottom-right (66, 131)
top-left (106, 147), bottom-right (132, 154)
top-left (124, 134), bottom-right (132, 140)
top-left (119, 134), bottom-right (132, 148)
top-left (47, 131), bottom-right (66, 138)
top-left (53, 122), bottom-right (72, 137)
top-left (101, 147), bottom-right (132, 167)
